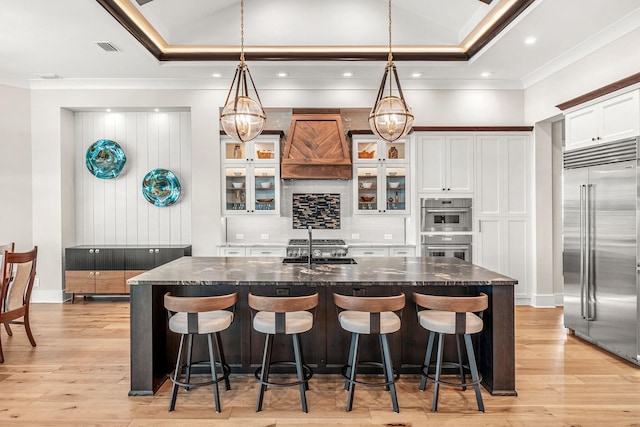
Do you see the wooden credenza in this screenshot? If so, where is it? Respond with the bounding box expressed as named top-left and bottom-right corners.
top-left (64, 245), bottom-right (192, 301)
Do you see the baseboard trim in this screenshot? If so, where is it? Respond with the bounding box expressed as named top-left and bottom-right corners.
top-left (31, 289), bottom-right (66, 303)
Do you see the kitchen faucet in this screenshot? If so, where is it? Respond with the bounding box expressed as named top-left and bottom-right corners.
top-left (307, 225), bottom-right (313, 268)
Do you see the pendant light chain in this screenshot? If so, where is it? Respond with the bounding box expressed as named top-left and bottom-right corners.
top-left (388, 0), bottom-right (393, 65)
top-left (240, 0), bottom-right (245, 64)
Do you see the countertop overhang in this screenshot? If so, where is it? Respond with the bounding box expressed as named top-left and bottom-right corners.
top-left (127, 256), bottom-right (517, 287)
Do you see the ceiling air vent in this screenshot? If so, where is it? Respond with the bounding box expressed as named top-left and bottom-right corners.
top-left (95, 41), bottom-right (120, 52)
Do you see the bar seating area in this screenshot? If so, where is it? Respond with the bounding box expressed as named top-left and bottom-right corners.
top-left (153, 290), bottom-right (491, 414)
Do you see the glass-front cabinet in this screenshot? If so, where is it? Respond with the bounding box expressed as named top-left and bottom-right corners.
top-left (352, 134), bottom-right (408, 163)
top-left (221, 132), bottom-right (282, 215)
top-left (351, 133), bottom-right (410, 215)
top-left (355, 165), bottom-right (408, 214)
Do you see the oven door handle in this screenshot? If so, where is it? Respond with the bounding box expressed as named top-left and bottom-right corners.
top-left (424, 245), bottom-right (470, 251)
top-left (423, 208), bottom-right (470, 213)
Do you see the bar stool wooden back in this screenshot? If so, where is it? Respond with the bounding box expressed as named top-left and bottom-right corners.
top-left (164, 292), bottom-right (238, 413)
top-left (248, 292), bottom-right (319, 413)
top-left (413, 292), bottom-right (488, 412)
top-left (333, 293), bottom-right (405, 413)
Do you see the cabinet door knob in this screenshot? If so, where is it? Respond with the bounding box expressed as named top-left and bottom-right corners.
top-left (154, 249), bottom-right (159, 254)
top-left (95, 271), bottom-right (100, 276)
top-left (149, 249), bottom-right (154, 253)
top-left (95, 249), bottom-right (100, 254)
top-left (89, 249), bottom-right (94, 254)
top-left (89, 271), bottom-right (94, 276)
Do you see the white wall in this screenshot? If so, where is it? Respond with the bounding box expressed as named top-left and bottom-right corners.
top-left (74, 111), bottom-right (191, 246)
top-left (0, 84), bottom-right (32, 251)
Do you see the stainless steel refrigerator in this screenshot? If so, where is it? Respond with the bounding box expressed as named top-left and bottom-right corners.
top-left (563, 137), bottom-right (639, 365)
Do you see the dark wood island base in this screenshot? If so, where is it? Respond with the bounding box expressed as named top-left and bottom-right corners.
top-left (128, 256), bottom-right (517, 397)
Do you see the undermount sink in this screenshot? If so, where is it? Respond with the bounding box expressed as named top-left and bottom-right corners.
top-left (282, 257), bottom-right (357, 265)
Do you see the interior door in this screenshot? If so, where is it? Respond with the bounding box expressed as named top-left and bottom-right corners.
top-left (563, 167), bottom-right (588, 335)
top-left (588, 160), bottom-right (637, 360)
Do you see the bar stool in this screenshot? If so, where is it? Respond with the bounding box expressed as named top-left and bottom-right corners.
top-left (164, 292), bottom-right (237, 413)
top-left (248, 292), bottom-right (318, 413)
top-left (333, 293), bottom-right (405, 413)
top-left (413, 292), bottom-right (488, 412)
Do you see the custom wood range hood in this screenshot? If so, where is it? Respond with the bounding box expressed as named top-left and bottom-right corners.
top-left (281, 109), bottom-right (352, 179)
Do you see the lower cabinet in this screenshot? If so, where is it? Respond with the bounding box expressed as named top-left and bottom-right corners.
top-left (64, 245), bottom-right (192, 299)
top-left (350, 246), bottom-right (416, 257)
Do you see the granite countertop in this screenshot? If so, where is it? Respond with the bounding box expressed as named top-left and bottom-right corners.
top-left (128, 256), bottom-right (517, 287)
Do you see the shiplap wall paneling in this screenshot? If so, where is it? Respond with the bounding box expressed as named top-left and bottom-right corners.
top-left (74, 111), bottom-right (191, 246)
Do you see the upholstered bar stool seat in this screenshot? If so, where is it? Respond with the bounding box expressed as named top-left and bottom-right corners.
top-left (333, 293), bottom-right (405, 414)
top-left (253, 311), bottom-right (313, 335)
top-left (164, 292), bottom-right (238, 413)
top-left (338, 311), bottom-right (401, 334)
top-left (413, 292), bottom-right (488, 413)
top-left (249, 293), bottom-right (319, 413)
top-left (418, 311), bottom-right (484, 335)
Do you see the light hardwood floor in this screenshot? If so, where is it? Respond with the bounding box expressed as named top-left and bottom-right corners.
top-left (0, 300), bottom-right (639, 426)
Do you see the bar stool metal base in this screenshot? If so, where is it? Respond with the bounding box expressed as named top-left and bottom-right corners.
top-left (420, 331), bottom-right (484, 412)
top-left (168, 332), bottom-right (231, 413)
top-left (343, 332), bottom-right (400, 413)
top-left (255, 333), bottom-right (313, 413)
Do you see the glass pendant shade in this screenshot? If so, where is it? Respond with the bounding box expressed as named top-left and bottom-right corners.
top-left (369, 63), bottom-right (414, 142)
top-left (220, 64), bottom-right (266, 143)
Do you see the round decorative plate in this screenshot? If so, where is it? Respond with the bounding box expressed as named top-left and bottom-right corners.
top-left (85, 139), bottom-right (126, 179)
top-left (141, 168), bottom-right (181, 207)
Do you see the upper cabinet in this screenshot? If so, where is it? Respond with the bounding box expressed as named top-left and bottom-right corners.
top-left (221, 133), bottom-right (282, 215)
top-left (352, 134), bottom-right (409, 163)
top-left (416, 134), bottom-right (474, 195)
top-left (565, 89), bottom-right (639, 151)
top-left (351, 134), bottom-right (410, 215)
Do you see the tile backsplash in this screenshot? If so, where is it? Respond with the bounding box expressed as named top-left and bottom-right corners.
top-left (292, 193), bottom-right (340, 229)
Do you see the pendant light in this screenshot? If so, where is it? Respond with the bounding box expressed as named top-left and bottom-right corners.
top-left (369, 0), bottom-right (414, 142)
top-left (220, 0), bottom-right (266, 143)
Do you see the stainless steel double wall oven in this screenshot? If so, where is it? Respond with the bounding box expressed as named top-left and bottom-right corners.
top-left (420, 198), bottom-right (473, 262)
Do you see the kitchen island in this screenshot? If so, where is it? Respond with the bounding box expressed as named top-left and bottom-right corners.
top-left (127, 256), bottom-right (517, 397)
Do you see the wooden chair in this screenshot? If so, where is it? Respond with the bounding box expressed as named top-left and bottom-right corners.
top-left (164, 292), bottom-right (238, 413)
top-left (333, 293), bottom-right (405, 413)
top-left (0, 242), bottom-right (15, 338)
top-left (0, 246), bottom-right (38, 363)
top-left (248, 292), bottom-right (319, 413)
top-left (413, 292), bottom-right (488, 412)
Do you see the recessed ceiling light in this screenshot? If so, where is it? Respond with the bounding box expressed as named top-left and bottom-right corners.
top-left (212, 72), bottom-right (222, 78)
top-left (524, 36), bottom-right (537, 45)
top-left (481, 72), bottom-right (492, 78)
top-left (106, 108), bottom-right (112, 112)
top-left (411, 72), bottom-right (423, 78)
top-left (343, 71), bottom-right (354, 78)
top-left (154, 108), bottom-right (160, 112)
top-left (277, 72), bottom-right (288, 78)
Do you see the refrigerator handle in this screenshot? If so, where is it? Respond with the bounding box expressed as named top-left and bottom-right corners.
top-left (579, 184), bottom-right (586, 319)
top-left (585, 184), bottom-right (595, 321)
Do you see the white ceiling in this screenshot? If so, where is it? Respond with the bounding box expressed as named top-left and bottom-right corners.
top-left (0, 0), bottom-right (638, 90)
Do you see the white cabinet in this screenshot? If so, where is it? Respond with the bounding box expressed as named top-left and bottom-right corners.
top-left (354, 165), bottom-right (409, 214)
top-left (416, 134), bottom-right (473, 194)
top-left (474, 134), bottom-right (530, 299)
top-left (247, 246), bottom-right (286, 257)
top-left (219, 247), bottom-right (246, 257)
top-left (565, 89), bottom-right (640, 151)
top-left (350, 247), bottom-right (388, 257)
top-left (349, 246), bottom-right (416, 257)
top-left (221, 134), bottom-right (281, 215)
top-left (352, 134), bottom-right (410, 215)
